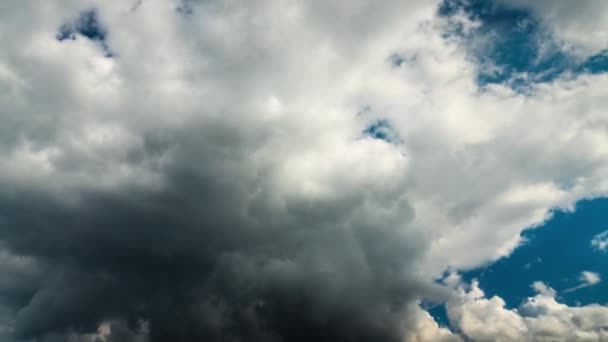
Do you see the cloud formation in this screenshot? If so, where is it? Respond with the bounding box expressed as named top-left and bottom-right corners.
top-left (563, 271), bottom-right (602, 293)
top-left (447, 280), bottom-right (608, 341)
top-left (0, 0), bottom-right (608, 341)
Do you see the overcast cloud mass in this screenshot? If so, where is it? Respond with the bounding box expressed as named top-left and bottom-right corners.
top-left (1, 1), bottom-right (608, 341)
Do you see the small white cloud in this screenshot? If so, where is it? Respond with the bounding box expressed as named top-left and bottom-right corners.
top-left (531, 281), bottom-right (556, 297)
top-left (581, 271), bottom-right (601, 286)
top-left (563, 271), bottom-right (601, 293)
top-left (591, 231), bottom-right (608, 252)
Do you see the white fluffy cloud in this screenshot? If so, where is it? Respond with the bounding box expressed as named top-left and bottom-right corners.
top-left (447, 280), bottom-right (608, 341)
top-left (1, 0), bottom-right (608, 340)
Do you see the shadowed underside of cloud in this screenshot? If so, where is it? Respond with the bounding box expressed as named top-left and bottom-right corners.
top-left (1, 0), bottom-right (608, 341)
top-left (0, 121), bottom-right (431, 342)
top-left (0, 2), bottom-right (443, 340)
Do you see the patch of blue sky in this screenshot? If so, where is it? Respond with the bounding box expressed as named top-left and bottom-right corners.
top-left (57, 9), bottom-right (114, 57)
top-left (428, 303), bottom-right (450, 329)
top-left (439, 0), bottom-right (608, 88)
top-left (176, 0), bottom-right (195, 16)
top-left (429, 198), bottom-right (608, 328)
top-left (462, 198), bottom-right (608, 308)
top-left (362, 119), bottom-right (400, 144)
top-left (576, 50), bottom-right (608, 75)
top-left (424, 0), bottom-right (608, 329)
top-left (389, 52), bottom-right (417, 68)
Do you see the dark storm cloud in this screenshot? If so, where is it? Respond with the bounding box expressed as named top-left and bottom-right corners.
top-left (0, 118), bottom-right (434, 342)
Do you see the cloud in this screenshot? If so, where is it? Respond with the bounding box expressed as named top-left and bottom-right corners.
top-left (447, 280), bottom-right (608, 341)
top-left (0, 1), bottom-right (442, 340)
top-left (591, 231), bottom-right (608, 252)
top-left (581, 271), bottom-right (602, 286)
top-left (563, 271), bottom-right (602, 293)
top-left (0, 0), bottom-right (608, 341)
top-left (405, 307), bottom-right (461, 342)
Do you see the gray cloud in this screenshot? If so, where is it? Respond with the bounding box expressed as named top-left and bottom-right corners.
top-left (0, 118), bottom-right (435, 341)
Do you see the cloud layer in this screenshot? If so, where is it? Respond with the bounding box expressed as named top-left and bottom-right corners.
top-left (0, 0), bottom-right (608, 341)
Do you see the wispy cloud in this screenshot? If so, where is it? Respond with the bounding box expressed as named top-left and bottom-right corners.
top-left (591, 231), bottom-right (608, 252)
top-left (563, 271), bottom-right (601, 293)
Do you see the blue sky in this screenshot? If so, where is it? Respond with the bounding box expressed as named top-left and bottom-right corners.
top-left (463, 198), bottom-right (608, 307)
top-left (426, 0), bottom-right (608, 329)
top-left (56, 9), bottom-right (114, 57)
top-left (431, 198), bottom-right (608, 327)
top-left (440, 0), bottom-right (608, 88)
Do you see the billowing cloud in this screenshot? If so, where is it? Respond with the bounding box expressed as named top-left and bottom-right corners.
top-left (0, 0), bottom-right (608, 341)
top-left (447, 280), bottom-right (608, 341)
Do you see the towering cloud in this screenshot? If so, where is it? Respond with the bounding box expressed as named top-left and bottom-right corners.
top-left (1, 1), bottom-right (608, 341)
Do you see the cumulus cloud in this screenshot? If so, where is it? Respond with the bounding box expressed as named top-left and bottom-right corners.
top-left (447, 280), bottom-right (608, 341)
top-left (0, 0), bottom-right (608, 341)
top-left (405, 307), bottom-right (461, 342)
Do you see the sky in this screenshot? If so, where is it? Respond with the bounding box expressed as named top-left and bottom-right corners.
top-left (0, 1), bottom-right (608, 341)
